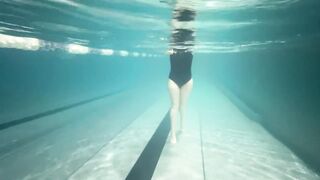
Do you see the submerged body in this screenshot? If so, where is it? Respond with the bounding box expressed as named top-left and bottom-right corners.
top-left (168, 50), bottom-right (194, 144)
top-left (167, 0), bottom-right (196, 144)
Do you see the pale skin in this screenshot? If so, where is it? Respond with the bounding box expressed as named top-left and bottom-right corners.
top-left (168, 78), bottom-right (193, 144)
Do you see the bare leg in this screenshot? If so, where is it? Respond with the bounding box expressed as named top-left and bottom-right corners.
top-left (179, 79), bottom-right (193, 132)
top-left (168, 79), bottom-right (180, 144)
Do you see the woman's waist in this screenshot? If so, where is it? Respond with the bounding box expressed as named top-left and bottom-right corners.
top-left (169, 71), bottom-right (192, 77)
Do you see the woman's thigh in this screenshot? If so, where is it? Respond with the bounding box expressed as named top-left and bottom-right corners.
top-left (168, 79), bottom-right (180, 107)
top-left (180, 79), bottom-right (193, 106)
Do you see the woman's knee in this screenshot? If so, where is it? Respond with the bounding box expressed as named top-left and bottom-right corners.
top-left (170, 104), bottom-right (179, 112)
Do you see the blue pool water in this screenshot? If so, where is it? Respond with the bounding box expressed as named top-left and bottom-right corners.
top-left (0, 0), bottom-right (320, 179)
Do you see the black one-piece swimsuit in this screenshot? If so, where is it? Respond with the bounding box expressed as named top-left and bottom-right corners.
top-left (169, 51), bottom-right (193, 88)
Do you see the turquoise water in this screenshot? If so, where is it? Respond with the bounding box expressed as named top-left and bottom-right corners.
top-left (0, 0), bottom-right (320, 179)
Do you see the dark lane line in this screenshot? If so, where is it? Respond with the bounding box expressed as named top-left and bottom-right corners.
top-left (0, 90), bottom-right (124, 131)
top-left (126, 111), bottom-right (170, 180)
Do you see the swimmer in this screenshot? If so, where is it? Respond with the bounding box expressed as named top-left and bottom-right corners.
top-left (167, 1), bottom-right (196, 144)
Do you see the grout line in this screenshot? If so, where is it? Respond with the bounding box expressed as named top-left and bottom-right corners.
top-left (198, 110), bottom-right (207, 180)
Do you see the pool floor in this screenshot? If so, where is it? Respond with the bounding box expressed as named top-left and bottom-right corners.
top-left (0, 82), bottom-right (319, 180)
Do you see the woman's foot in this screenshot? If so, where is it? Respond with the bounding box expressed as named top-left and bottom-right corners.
top-left (170, 133), bottom-right (177, 144)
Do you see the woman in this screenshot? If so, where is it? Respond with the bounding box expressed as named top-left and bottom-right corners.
top-left (168, 49), bottom-right (193, 144)
top-left (168, 2), bottom-right (196, 144)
